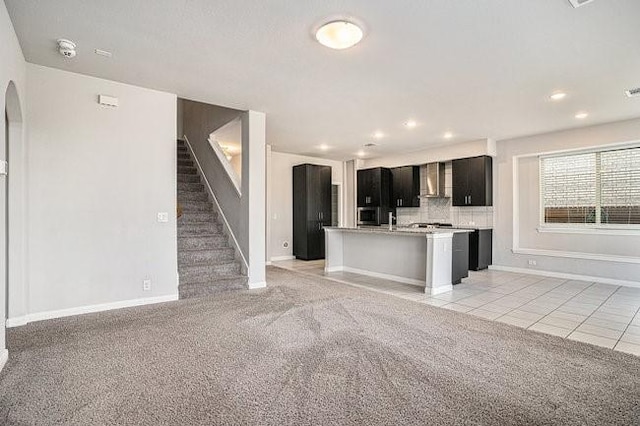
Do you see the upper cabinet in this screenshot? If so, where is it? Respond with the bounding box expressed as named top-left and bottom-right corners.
top-left (357, 167), bottom-right (391, 207)
top-left (391, 166), bottom-right (421, 208)
top-left (452, 156), bottom-right (493, 206)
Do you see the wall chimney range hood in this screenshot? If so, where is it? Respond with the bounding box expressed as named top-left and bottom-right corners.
top-left (424, 162), bottom-right (447, 198)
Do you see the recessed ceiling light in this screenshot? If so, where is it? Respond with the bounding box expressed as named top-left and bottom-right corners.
top-left (315, 20), bottom-right (364, 50)
top-left (404, 120), bottom-right (417, 129)
top-left (373, 131), bottom-right (384, 139)
top-left (443, 132), bottom-right (454, 139)
top-left (356, 150), bottom-right (366, 157)
top-left (318, 144), bottom-right (329, 151)
top-left (575, 112), bottom-right (589, 119)
top-left (550, 92), bottom-right (567, 101)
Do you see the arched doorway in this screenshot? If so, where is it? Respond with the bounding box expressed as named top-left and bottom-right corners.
top-left (3, 82), bottom-right (23, 322)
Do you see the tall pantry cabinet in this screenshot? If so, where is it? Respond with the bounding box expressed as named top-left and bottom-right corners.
top-left (293, 164), bottom-right (332, 260)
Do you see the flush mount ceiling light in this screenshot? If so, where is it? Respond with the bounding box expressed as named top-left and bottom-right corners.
top-left (404, 120), bottom-right (417, 129)
top-left (318, 144), bottom-right (330, 151)
top-left (315, 20), bottom-right (364, 50)
top-left (57, 39), bottom-right (77, 58)
top-left (373, 131), bottom-right (384, 139)
top-left (443, 132), bottom-right (454, 139)
top-left (575, 112), bottom-right (589, 119)
top-left (550, 92), bottom-right (567, 101)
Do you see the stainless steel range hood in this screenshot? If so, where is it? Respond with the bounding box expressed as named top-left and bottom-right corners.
top-left (424, 162), bottom-right (446, 197)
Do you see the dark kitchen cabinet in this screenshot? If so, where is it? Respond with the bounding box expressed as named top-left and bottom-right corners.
top-left (452, 156), bottom-right (493, 206)
top-left (469, 229), bottom-right (493, 271)
top-left (293, 164), bottom-right (332, 260)
top-left (357, 167), bottom-right (391, 208)
top-left (452, 232), bottom-right (470, 284)
top-left (391, 166), bottom-right (420, 208)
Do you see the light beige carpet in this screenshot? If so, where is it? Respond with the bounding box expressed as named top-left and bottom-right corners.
top-left (1, 266), bottom-right (639, 425)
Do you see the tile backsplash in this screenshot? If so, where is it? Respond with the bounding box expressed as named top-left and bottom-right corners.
top-left (396, 162), bottom-right (494, 227)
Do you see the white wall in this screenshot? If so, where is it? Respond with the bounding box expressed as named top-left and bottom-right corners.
top-left (0, 0), bottom-right (27, 365)
top-left (494, 118), bottom-right (640, 285)
top-left (25, 64), bottom-right (178, 317)
top-left (267, 152), bottom-right (344, 261)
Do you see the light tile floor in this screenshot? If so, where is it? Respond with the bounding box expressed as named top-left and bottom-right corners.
top-left (272, 259), bottom-right (640, 356)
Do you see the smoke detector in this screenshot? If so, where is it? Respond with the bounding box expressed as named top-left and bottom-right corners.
top-left (568, 0), bottom-right (596, 8)
top-left (57, 39), bottom-right (77, 58)
top-left (625, 88), bottom-right (640, 98)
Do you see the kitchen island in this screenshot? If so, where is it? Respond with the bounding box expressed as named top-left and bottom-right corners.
top-left (324, 227), bottom-right (471, 295)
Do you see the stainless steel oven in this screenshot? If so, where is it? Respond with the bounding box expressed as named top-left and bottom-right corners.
top-left (357, 207), bottom-right (382, 226)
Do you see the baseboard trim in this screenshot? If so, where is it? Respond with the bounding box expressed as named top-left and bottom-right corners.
top-left (248, 281), bottom-right (267, 289)
top-left (489, 265), bottom-right (640, 288)
top-left (0, 349), bottom-right (8, 373)
top-left (331, 266), bottom-right (425, 287)
top-left (270, 255), bottom-right (295, 262)
top-left (512, 248), bottom-right (640, 264)
top-left (5, 316), bottom-right (28, 327)
top-left (6, 293), bottom-right (179, 328)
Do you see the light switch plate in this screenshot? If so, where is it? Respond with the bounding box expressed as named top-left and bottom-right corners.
top-left (0, 161), bottom-right (7, 176)
top-left (157, 212), bottom-right (169, 222)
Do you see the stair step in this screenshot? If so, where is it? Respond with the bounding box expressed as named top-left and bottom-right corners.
top-left (179, 262), bottom-right (242, 282)
top-left (178, 174), bottom-right (201, 183)
top-left (179, 200), bottom-right (213, 212)
top-left (178, 191), bottom-right (208, 202)
top-left (178, 222), bottom-right (223, 237)
top-left (178, 247), bottom-right (235, 265)
top-left (177, 152), bottom-right (190, 160)
top-left (178, 182), bottom-right (205, 192)
top-left (179, 211), bottom-right (218, 222)
top-left (178, 276), bottom-right (248, 299)
top-left (177, 159), bottom-right (194, 167)
top-left (178, 235), bottom-right (229, 250)
top-left (178, 166), bottom-right (198, 175)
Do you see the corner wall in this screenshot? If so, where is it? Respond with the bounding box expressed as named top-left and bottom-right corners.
top-left (24, 64), bottom-right (178, 317)
top-left (494, 118), bottom-right (640, 285)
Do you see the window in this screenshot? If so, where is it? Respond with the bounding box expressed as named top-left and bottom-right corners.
top-left (541, 146), bottom-right (640, 226)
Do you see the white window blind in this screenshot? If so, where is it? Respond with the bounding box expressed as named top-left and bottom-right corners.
top-left (541, 146), bottom-right (640, 226)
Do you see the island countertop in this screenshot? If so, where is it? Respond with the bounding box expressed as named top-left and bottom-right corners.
top-left (324, 226), bottom-right (473, 236)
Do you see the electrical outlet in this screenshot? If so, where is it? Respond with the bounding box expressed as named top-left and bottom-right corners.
top-left (143, 279), bottom-right (152, 291)
top-left (157, 212), bottom-right (169, 223)
top-left (528, 260), bottom-right (537, 266)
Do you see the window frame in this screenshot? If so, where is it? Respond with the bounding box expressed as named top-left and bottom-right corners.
top-left (538, 143), bottom-right (640, 232)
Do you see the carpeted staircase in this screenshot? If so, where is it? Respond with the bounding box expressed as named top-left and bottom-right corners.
top-left (177, 140), bottom-right (247, 299)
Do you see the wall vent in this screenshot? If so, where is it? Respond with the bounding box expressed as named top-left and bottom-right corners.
top-left (568, 0), bottom-right (596, 8)
top-left (625, 88), bottom-right (640, 98)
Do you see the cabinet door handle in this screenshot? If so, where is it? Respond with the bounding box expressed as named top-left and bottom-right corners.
top-left (468, 195), bottom-right (472, 205)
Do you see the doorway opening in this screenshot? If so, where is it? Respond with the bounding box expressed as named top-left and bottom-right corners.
top-left (4, 81), bottom-right (23, 322)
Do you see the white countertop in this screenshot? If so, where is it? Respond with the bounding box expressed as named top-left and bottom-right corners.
top-left (324, 226), bottom-right (473, 236)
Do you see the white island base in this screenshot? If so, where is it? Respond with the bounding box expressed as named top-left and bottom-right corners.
top-left (324, 227), bottom-right (457, 295)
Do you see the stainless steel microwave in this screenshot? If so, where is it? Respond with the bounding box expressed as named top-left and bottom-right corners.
top-left (357, 207), bottom-right (382, 226)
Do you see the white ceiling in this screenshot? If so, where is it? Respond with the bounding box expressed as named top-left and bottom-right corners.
top-left (5, 0), bottom-right (640, 160)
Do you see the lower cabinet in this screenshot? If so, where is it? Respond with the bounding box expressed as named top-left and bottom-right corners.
top-left (469, 229), bottom-right (493, 271)
top-left (452, 232), bottom-right (470, 285)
